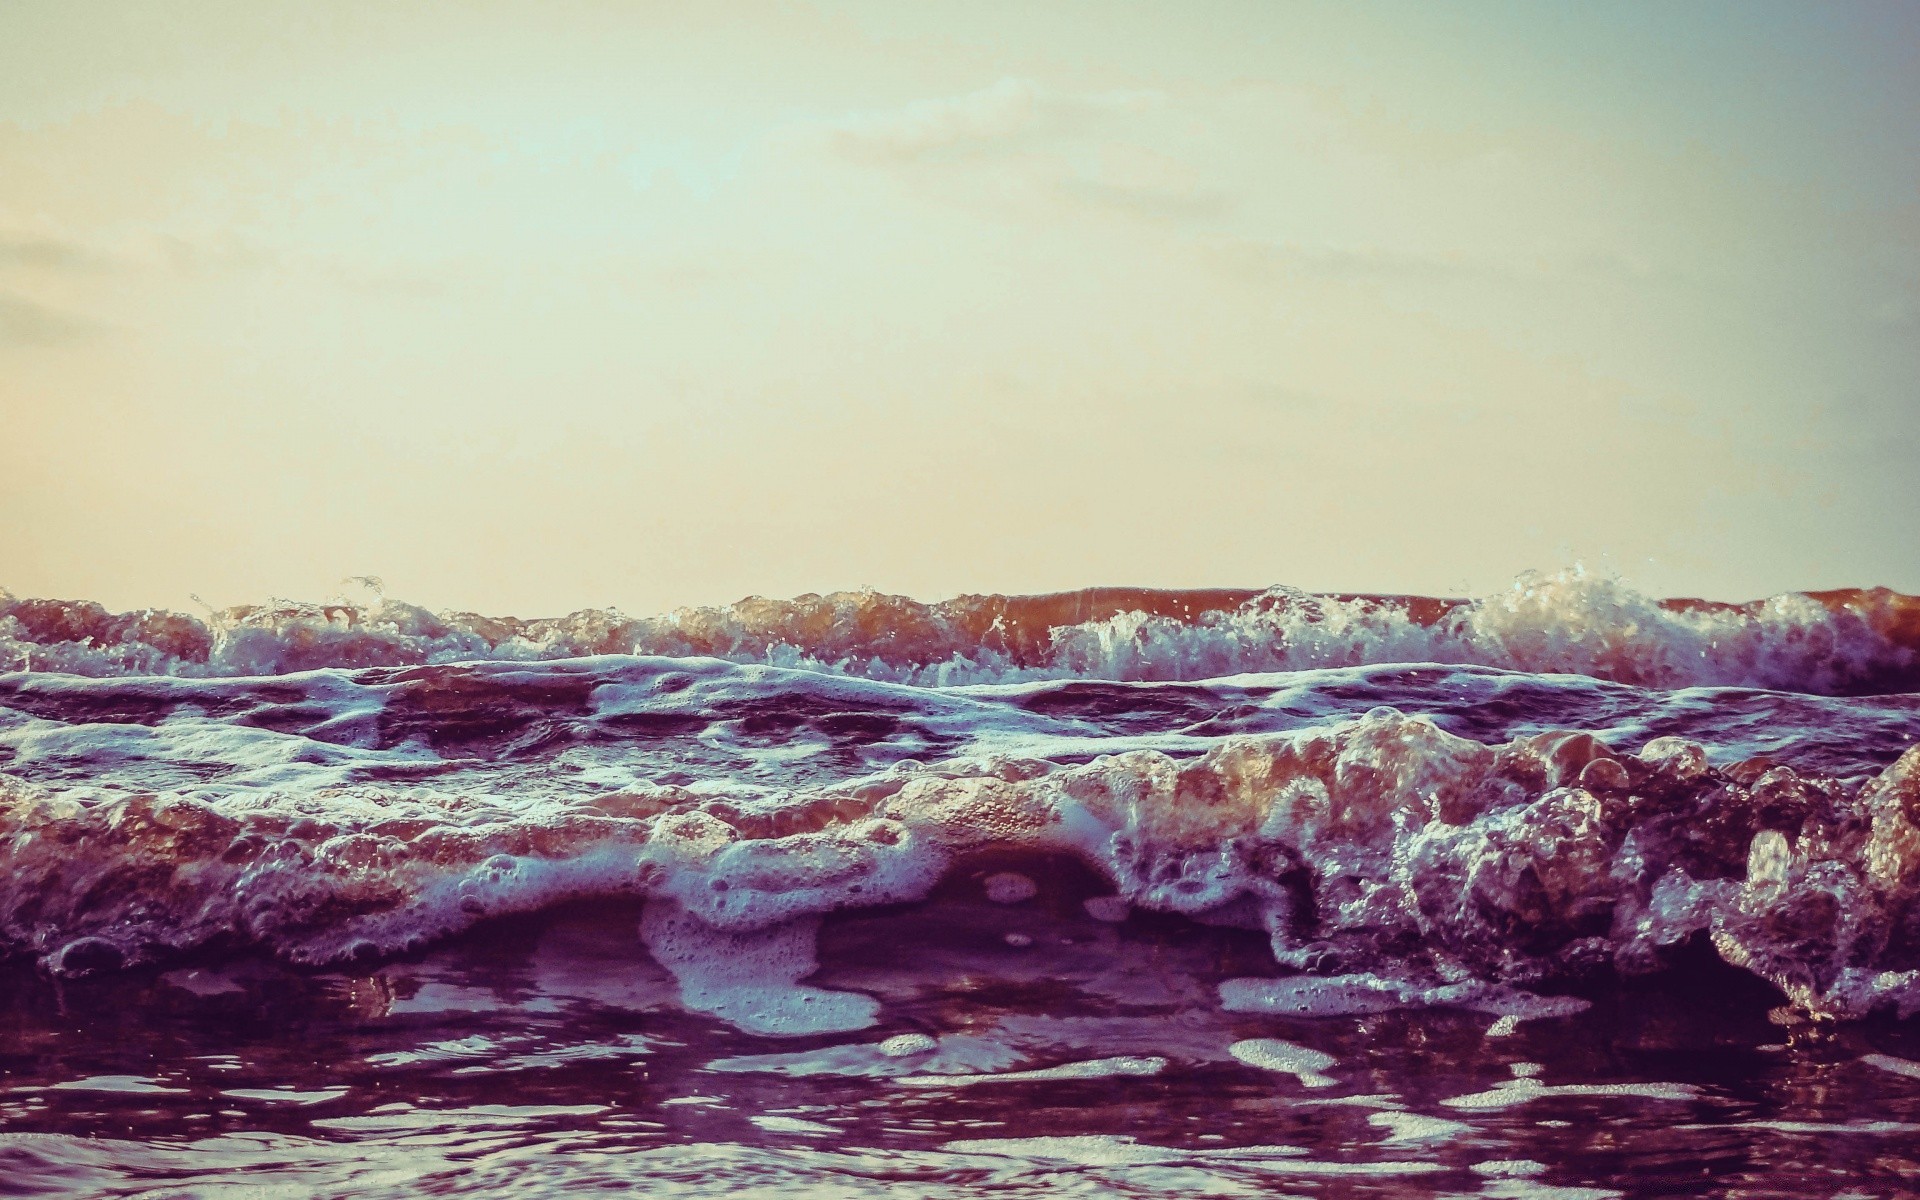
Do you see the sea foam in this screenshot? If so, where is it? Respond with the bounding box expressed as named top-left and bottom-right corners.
top-left (4, 709), bottom-right (1919, 1027)
top-left (5, 569), bottom-right (1916, 692)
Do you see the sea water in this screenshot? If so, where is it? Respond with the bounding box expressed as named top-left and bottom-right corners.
top-left (2, 569), bottom-right (1918, 1197)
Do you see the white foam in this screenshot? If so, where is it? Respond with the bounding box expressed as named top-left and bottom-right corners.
top-left (1473, 1159), bottom-right (1549, 1176)
top-left (709, 1035), bottom-right (1019, 1080)
top-left (221, 1088), bottom-right (350, 1107)
top-left (879, 1033), bottom-right (938, 1058)
top-left (1219, 973), bottom-right (1588, 1023)
top-left (1479, 1184), bottom-right (1623, 1200)
top-left (1369, 1111), bottom-right (1472, 1143)
top-left (1227, 1039), bottom-right (1337, 1088)
top-left (1862, 1053), bottom-right (1920, 1082)
top-left (941, 1135), bottom-right (1452, 1177)
top-left (747, 1115), bottom-right (839, 1136)
top-left (637, 900), bottom-right (877, 1036)
top-left (1721, 1119), bottom-right (1920, 1135)
top-left (941, 1135), bottom-right (1197, 1167)
top-left (6, 568), bottom-right (1912, 691)
top-left (1441, 1077), bottom-right (1698, 1111)
top-left (940, 1134), bottom-right (1319, 1168)
top-left (0, 695), bottom-right (1915, 1031)
top-left (897, 1055), bottom-right (1166, 1088)
top-left (1221, 975), bottom-right (1416, 1016)
top-left (983, 872), bottom-right (1038, 903)
top-left (51, 1076), bottom-right (186, 1095)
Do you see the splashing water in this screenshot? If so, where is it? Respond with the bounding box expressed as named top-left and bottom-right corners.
top-left (3, 571), bottom-right (1918, 1197)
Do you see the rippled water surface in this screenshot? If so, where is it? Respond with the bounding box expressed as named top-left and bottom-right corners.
top-left (6, 902), bottom-right (1920, 1198)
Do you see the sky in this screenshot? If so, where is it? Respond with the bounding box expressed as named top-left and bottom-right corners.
top-left (2, 1), bottom-right (1916, 616)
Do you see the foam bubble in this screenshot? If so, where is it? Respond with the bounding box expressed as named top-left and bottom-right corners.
top-left (747, 1115), bottom-right (839, 1136)
top-left (941, 1135), bottom-right (1312, 1166)
top-left (1221, 975), bottom-right (1419, 1017)
top-left (1369, 1111), bottom-right (1473, 1143)
top-left (983, 872), bottom-right (1038, 903)
top-left (1441, 1077), bottom-right (1698, 1111)
top-left (637, 901), bottom-right (878, 1036)
top-left (1228, 1038), bottom-right (1337, 1087)
top-left (1473, 1160), bottom-right (1550, 1177)
top-left (897, 1055), bottom-right (1167, 1088)
top-left (708, 1034), bottom-right (1019, 1080)
top-left (1727, 1119), bottom-right (1920, 1135)
top-left (1862, 1053), bottom-right (1920, 1082)
top-left (879, 1033), bottom-right (938, 1057)
top-left (1218, 973), bottom-right (1587, 1023)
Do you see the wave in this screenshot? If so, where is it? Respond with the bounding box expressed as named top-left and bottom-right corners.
top-left (4, 569), bottom-right (1918, 694)
top-left (4, 710), bottom-right (1918, 1024)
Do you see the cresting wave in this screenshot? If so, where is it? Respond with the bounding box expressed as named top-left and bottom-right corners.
top-left (5, 569), bottom-right (1920, 692)
top-left (4, 710), bottom-right (1919, 1025)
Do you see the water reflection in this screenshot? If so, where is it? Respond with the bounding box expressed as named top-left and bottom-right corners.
top-left (1, 897), bottom-right (1917, 1198)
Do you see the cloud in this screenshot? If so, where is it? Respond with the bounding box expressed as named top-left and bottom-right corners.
top-left (818, 79), bottom-right (1218, 229)
top-left (151, 230), bottom-right (279, 275)
top-left (0, 232), bottom-right (106, 272)
top-left (827, 79), bottom-right (1164, 161)
top-left (830, 78), bottom-right (1044, 159)
top-left (0, 292), bottom-right (106, 346)
top-left (1199, 236), bottom-right (1663, 290)
top-left (1057, 144), bottom-right (1225, 223)
top-left (1218, 239), bottom-right (1486, 283)
top-left (0, 218), bottom-right (283, 279)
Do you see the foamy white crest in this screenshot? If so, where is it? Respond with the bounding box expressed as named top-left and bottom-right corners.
top-left (4, 569), bottom-right (1911, 693)
top-left (1045, 571), bottom-right (1906, 692)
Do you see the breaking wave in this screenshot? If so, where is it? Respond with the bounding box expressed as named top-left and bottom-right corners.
top-left (5, 569), bottom-right (1918, 694)
top-left (5, 569), bottom-right (1918, 1032)
top-left (4, 709), bottom-right (1918, 1025)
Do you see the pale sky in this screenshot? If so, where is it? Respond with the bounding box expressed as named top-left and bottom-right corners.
top-left (2, 1), bottom-right (1916, 616)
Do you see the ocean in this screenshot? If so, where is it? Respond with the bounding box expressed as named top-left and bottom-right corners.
top-left (2, 568), bottom-right (1918, 1197)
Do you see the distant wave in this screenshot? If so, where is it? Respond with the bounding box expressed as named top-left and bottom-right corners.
top-left (5, 570), bottom-right (1917, 694)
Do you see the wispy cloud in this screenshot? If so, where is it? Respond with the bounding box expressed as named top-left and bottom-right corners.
top-left (1200, 236), bottom-right (1667, 290)
top-left (0, 292), bottom-right (106, 346)
top-left (818, 79), bottom-right (1220, 230)
top-left (0, 232), bottom-right (107, 272)
top-left (826, 78), bottom-right (1163, 161)
top-left (1204, 238), bottom-right (1488, 284)
top-left (1057, 144), bottom-right (1225, 223)
top-left (151, 230), bottom-right (278, 275)
top-left (830, 78), bottom-right (1045, 159)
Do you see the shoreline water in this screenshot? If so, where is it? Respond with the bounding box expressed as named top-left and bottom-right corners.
top-left (4, 895), bottom-right (1918, 1198)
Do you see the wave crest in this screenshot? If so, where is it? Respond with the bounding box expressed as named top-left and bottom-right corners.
top-left (4, 569), bottom-right (1917, 693)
